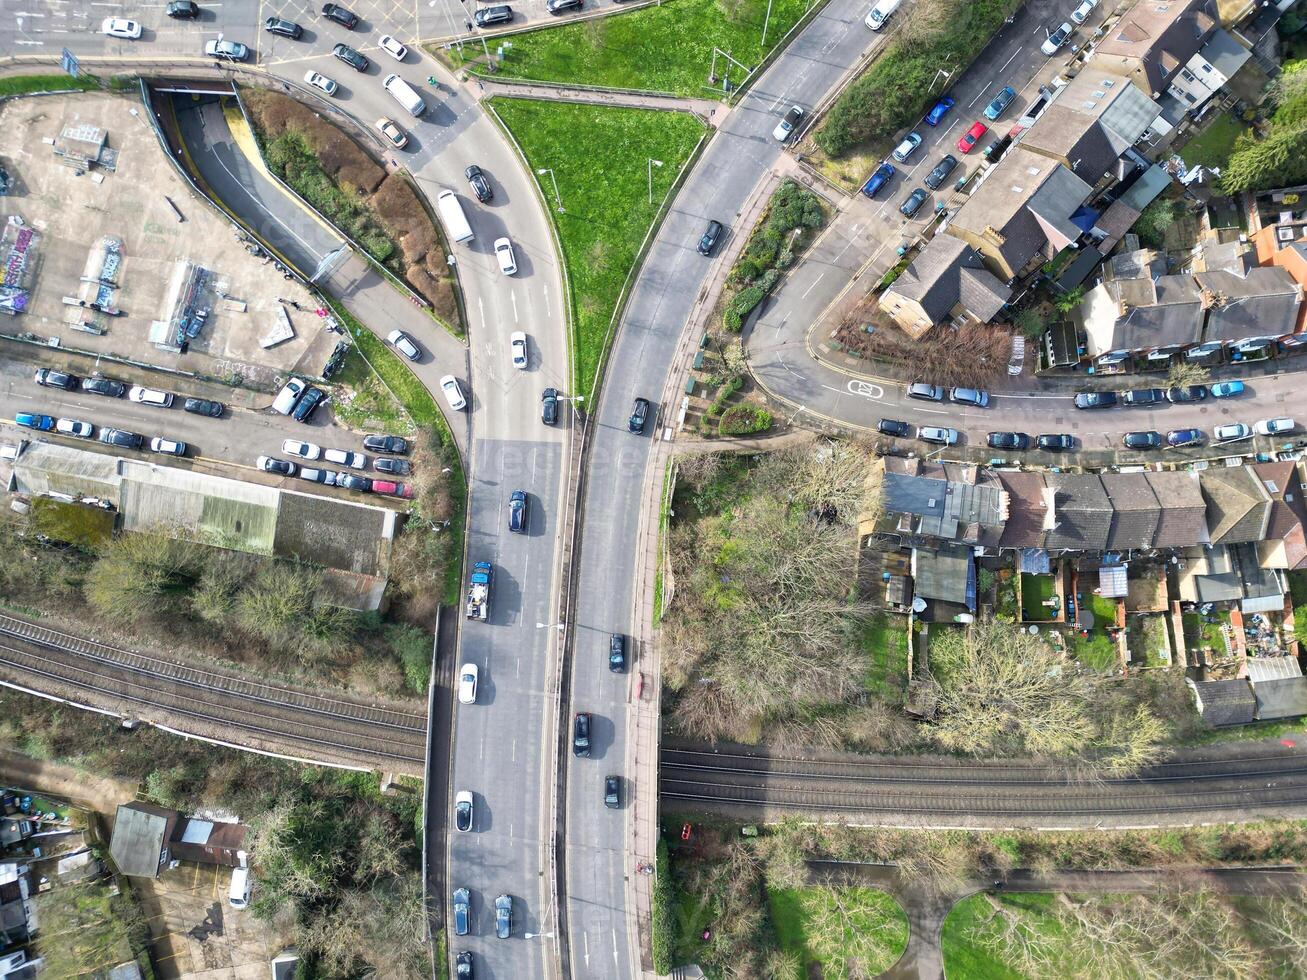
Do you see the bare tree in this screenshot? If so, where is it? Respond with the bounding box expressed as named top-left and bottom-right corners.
top-left (1166, 361), bottom-right (1211, 389)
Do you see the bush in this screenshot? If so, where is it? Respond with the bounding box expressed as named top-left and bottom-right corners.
top-left (718, 405), bottom-right (773, 435)
top-left (652, 839), bottom-right (675, 975)
top-left (724, 285), bottom-right (767, 332)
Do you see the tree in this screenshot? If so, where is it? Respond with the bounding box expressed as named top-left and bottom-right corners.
top-left (84, 530), bottom-right (201, 625)
top-left (1222, 126), bottom-right (1307, 193)
top-left (1134, 198), bottom-right (1176, 248)
top-left (1053, 286), bottom-right (1085, 314)
top-left (1165, 361), bottom-right (1210, 389)
top-left (1012, 306), bottom-right (1046, 339)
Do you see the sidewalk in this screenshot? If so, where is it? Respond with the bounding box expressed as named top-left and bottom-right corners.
top-left (474, 77), bottom-right (722, 124)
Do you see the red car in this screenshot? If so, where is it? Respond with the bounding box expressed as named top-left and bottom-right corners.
top-left (957, 121), bottom-right (988, 154)
top-left (373, 480), bottom-right (414, 499)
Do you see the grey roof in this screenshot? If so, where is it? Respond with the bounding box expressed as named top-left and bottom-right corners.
top-left (1195, 239), bottom-right (1253, 275)
top-left (1191, 545), bottom-right (1244, 603)
top-left (1199, 28), bottom-right (1252, 80)
top-left (1233, 542), bottom-right (1284, 611)
top-left (1108, 247), bottom-right (1165, 281)
top-left (1101, 473), bottom-right (1161, 550)
top-left (1118, 164), bottom-right (1173, 212)
top-left (1145, 470), bottom-right (1209, 547)
top-left (1196, 267), bottom-right (1302, 343)
top-left (887, 235), bottom-right (1011, 325)
top-left (1096, 0), bottom-right (1218, 96)
top-left (1022, 105), bottom-right (1122, 183)
top-left (1029, 165), bottom-right (1095, 251)
top-left (1200, 466), bottom-right (1272, 544)
top-left (110, 803), bottom-right (172, 878)
top-left (912, 543), bottom-right (973, 606)
top-left (1187, 678), bottom-right (1256, 727)
top-left (1097, 274), bottom-right (1204, 352)
top-left (1246, 656), bottom-right (1303, 683)
top-left (1253, 676), bottom-right (1307, 720)
top-left (882, 470), bottom-right (1007, 543)
top-left (1046, 474), bottom-right (1113, 551)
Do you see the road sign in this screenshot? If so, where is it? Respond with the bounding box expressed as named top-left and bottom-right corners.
top-left (61, 48), bottom-right (81, 79)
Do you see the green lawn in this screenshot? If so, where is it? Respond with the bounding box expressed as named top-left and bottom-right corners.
top-left (943, 892), bottom-right (1090, 980)
top-left (1127, 615), bottom-right (1171, 668)
top-left (1020, 574), bottom-right (1056, 622)
top-left (1182, 611), bottom-right (1230, 657)
top-left (490, 98), bottom-right (705, 395)
top-left (769, 886), bottom-right (908, 979)
top-left (1181, 113), bottom-right (1246, 171)
top-left (1086, 592), bottom-right (1119, 627)
top-left (455, 0), bottom-right (810, 96)
top-left (1063, 628), bottom-right (1117, 672)
top-left (0, 74), bottom-right (100, 98)
top-left (331, 349), bottom-right (413, 433)
top-left (862, 614), bottom-right (910, 700)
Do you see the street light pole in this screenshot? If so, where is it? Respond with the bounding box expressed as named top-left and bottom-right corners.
top-left (647, 158), bottom-right (663, 205)
top-left (761, 0), bottom-right (774, 48)
top-left (537, 168), bottom-right (564, 213)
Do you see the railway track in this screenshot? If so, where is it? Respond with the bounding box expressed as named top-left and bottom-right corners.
top-left (0, 614), bottom-right (428, 772)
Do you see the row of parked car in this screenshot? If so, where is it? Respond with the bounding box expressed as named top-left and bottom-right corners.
top-left (878, 418), bottom-right (1296, 452)
top-left (1073, 380), bottom-right (1247, 410)
top-left (255, 433), bottom-right (414, 497)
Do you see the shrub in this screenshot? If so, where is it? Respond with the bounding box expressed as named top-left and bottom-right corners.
top-left (652, 839), bottom-right (675, 975)
top-left (725, 285), bottom-right (767, 332)
top-left (718, 405), bottom-right (773, 435)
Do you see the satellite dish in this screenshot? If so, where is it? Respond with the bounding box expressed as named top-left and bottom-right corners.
top-left (912, 596), bottom-right (927, 613)
top-left (1028, 625), bottom-right (1039, 634)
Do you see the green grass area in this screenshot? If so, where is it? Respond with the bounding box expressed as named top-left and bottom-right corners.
top-left (29, 497), bottom-right (114, 550)
top-left (490, 98), bottom-right (705, 395)
top-left (1086, 592), bottom-right (1119, 627)
top-left (1127, 615), bottom-right (1171, 668)
top-left (862, 614), bottom-right (909, 700)
top-left (454, 0), bottom-right (810, 96)
top-left (943, 892), bottom-right (1084, 980)
top-left (769, 886), bottom-right (908, 978)
top-left (1063, 627), bottom-right (1117, 672)
top-left (1020, 573), bottom-right (1056, 622)
top-left (331, 349), bottom-right (413, 433)
top-left (1182, 611), bottom-right (1229, 657)
top-left (1181, 112), bottom-right (1246, 171)
top-left (0, 74), bottom-right (100, 98)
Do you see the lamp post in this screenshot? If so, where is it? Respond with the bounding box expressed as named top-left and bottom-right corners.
top-left (761, 0), bottom-right (774, 47)
top-left (537, 168), bottom-right (563, 213)
top-left (647, 158), bottom-right (663, 205)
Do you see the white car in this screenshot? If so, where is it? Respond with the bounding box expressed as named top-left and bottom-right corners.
top-left (56, 418), bottom-right (93, 439)
top-left (324, 448), bottom-right (367, 469)
top-left (1255, 417), bottom-right (1296, 436)
top-left (454, 790), bottom-right (474, 832)
top-left (1041, 21), bottom-right (1073, 56)
top-left (773, 105), bottom-right (803, 142)
top-left (281, 439), bottom-right (321, 460)
top-left (1069, 0), bottom-right (1097, 24)
top-left (304, 71), bottom-right (338, 96)
top-left (102, 17), bottom-right (143, 39)
top-left (1214, 422), bottom-right (1252, 443)
top-left (494, 237), bottom-right (518, 276)
top-left (387, 329), bottom-right (421, 361)
top-left (128, 386), bottom-right (173, 408)
top-left (919, 426), bottom-right (958, 445)
top-left (510, 331), bottom-right (528, 370)
top-left (458, 663), bottom-right (479, 704)
top-left (379, 34), bottom-right (409, 61)
top-left (441, 375), bottom-right (467, 411)
top-left (149, 437), bottom-right (187, 457)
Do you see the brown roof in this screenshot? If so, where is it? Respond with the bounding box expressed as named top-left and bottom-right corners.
top-left (997, 471), bottom-right (1050, 548)
top-left (1096, 0), bottom-right (1218, 95)
top-left (1201, 466), bottom-right (1272, 544)
top-left (1145, 470), bottom-right (1209, 548)
top-left (1253, 462), bottom-right (1307, 568)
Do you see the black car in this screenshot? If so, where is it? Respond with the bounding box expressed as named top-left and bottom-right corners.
top-left (547, 0), bottom-right (582, 12)
top-left (508, 489), bottom-right (527, 533)
top-left (541, 388), bottom-right (559, 426)
top-left (877, 418), bottom-right (911, 438)
top-left (1166, 385), bottom-right (1209, 403)
top-left (1167, 428), bottom-right (1204, 448)
top-left (99, 428), bottom-right (144, 450)
top-left (983, 134), bottom-right (1011, 163)
top-left (474, 4), bottom-right (513, 26)
top-left (34, 368), bottom-right (77, 391)
top-left (166, 0), bottom-right (199, 16)
top-left (82, 376), bottom-right (126, 398)
top-left (453, 888), bottom-right (470, 936)
top-left (1074, 390), bottom-right (1117, 410)
top-left (1036, 433), bottom-right (1074, 451)
top-left (465, 165), bottom-right (493, 203)
top-left (375, 457), bottom-right (411, 476)
top-left (455, 951), bottom-right (473, 979)
top-left (363, 434), bottom-right (408, 454)
top-left (494, 894), bottom-right (512, 940)
top-left (573, 712), bottom-right (591, 757)
top-left (258, 456), bottom-right (296, 476)
top-left (292, 385), bottom-right (327, 421)
top-left (629, 397), bottom-right (650, 433)
top-left (321, 2), bottom-right (358, 27)
top-left (263, 15), bottom-right (302, 37)
top-left (899, 187), bottom-right (928, 218)
top-left (338, 473), bottom-right (372, 492)
top-left (1122, 430), bottom-right (1162, 450)
top-left (698, 220), bottom-right (723, 257)
top-left (183, 397), bottom-right (224, 417)
top-left (986, 431), bottom-right (1030, 450)
top-left (332, 43), bottom-right (369, 71)
top-left (923, 154), bottom-right (958, 190)
top-left (609, 634), bottom-right (626, 672)
top-left (1122, 387), bottom-right (1166, 407)
top-left (604, 775), bottom-right (621, 809)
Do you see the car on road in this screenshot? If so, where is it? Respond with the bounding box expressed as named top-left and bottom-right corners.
top-left (1070, 0), bottom-right (1098, 24)
top-left (924, 154), bottom-right (958, 190)
top-left (1041, 21), bottom-right (1073, 56)
top-left (925, 96), bottom-right (955, 127)
top-left (1166, 385), bottom-right (1208, 403)
top-left (773, 105), bottom-right (804, 142)
top-left (281, 440), bottom-right (320, 460)
top-left (542, 388), bottom-right (559, 425)
top-left (510, 331), bottom-right (528, 369)
top-left (337, 473), bottom-right (372, 492)
top-left (454, 791), bottom-right (473, 832)
top-left (102, 17), bottom-right (143, 38)
top-left (292, 386), bottom-right (326, 422)
top-left (387, 329), bottom-right (421, 361)
top-left (1122, 387), bottom-right (1165, 407)
top-left (379, 34), bottom-right (408, 60)
top-left (548, 0), bottom-right (583, 13)
top-left (458, 663), bottom-right (478, 705)
top-left (1256, 417), bottom-right (1296, 436)
top-left (183, 397), bottom-right (223, 416)
top-left (891, 132), bottom-right (923, 163)
top-left (374, 457), bottom-right (410, 476)
top-left (455, 952), bottom-right (473, 979)
top-left (950, 387), bottom-right (989, 407)
top-left (1074, 390), bottom-right (1117, 409)
top-left (1166, 428), bottom-right (1204, 448)
top-left (82, 376), bottom-right (126, 398)
top-left (573, 712), bottom-right (592, 757)
top-left (453, 888), bottom-right (470, 935)
top-left (604, 775), bottom-right (621, 809)
top-left (441, 375), bottom-right (467, 411)
top-left (149, 437), bottom-right (187, 456)
top-left (1214, 422), bottom-right (1252, 443)
top-left (377, 117), bottom-right (408, 149)
top-left (1210, 380), bottom-right (1246, 399)
top-left (364, 434), bottom-right (408, 454)
top-left (629, 397), bottom-right (650, 433)
top-left (324, 448), bottom-right (366, 469)
top-left (983, 85), bottom-right (1016, 121)
top-left (298, 468), bottom-right (337, 485)
top-left (35, 368), bottom-right (77, 390)
top-left (508, 489), bottom-right (528, 533)
top-left (166, 1), bottom-right (200, 17)
top-left (907, 382), bottom-right (944, 401)
top-left (129, 385), bottom-right (174, 408)
top-left (16, 413), bottom-right (55, 432)
top-left (99, 427), bottom-right (143, 449)
top-left (899, 187), bottom-right (928, 218)
top-left (321, 2), bottom-right (358, 27)
top-left (475, 4), bottom-right (514, 26)
top-left (331, 43), bottom-right (369, 72)
top-left (957, 121), bottom-right (987, 154)
top-left (860, 162), bottom-right (895, 199)
top-left (698, 220), bottom-right (724, 255)
top-left (1122, 430), bottom-right (1161, 450)
top-left (264, 16), bottom-right (302, 38)
top-left (304, 71), bottom-right (338, 95)
top-left (609, 634), bottom-right (626, 672)
top-left (987, 431), bottom-right (1029, 450)
top-left (494, 894), bottom-right (512, 940)
top-left (56, 418), bottom-right (93, 439)
top-left (494, 237), bottom-right (518, 275)
top-left (918, 426), bottom-right (958, 445)
top-left (257, 456), bottom-right (296, 477)
top-left (205, 39), bottom-right (248, 60)
top-left (1037, 433), bottom-right (1075, 451)
top-left (877, 418), bottom-right (911, 438)
top-left (465, 164), bottom-right (492, 202)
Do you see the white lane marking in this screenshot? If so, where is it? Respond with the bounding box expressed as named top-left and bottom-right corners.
top-left (512, 738), bottom-right (517, 762)
top-left (477, 296), bottom-right (485, 331)
top-left (14, 39), bottom-right (44, 44)
top-left (832, 224), bottom-right (862, 261)
top-left (800, 273), bottom-right (825, 299)
top-left (583, 931), bottom-right (591, 968)
top-left (966, 86), bottom-right (988, 109)
top-left (999, 47), bottom-right (1021, 73)
top-left (511, 290), bottom-right (519, 323)
top-left (543, 285), bottom-right (550, 318)
top-left (847, 379), bottom-right (884, 399)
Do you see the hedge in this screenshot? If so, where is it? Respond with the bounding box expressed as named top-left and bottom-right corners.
top-left (724, 285), bottom-right (767, 332)
top-left (652, 839), bottom-right (675, 974)
top-left (718, 405), bottom-right (773, 436)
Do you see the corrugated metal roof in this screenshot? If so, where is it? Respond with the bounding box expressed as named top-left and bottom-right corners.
top-left (1099, 565), bottom-right (1128, 597)
top-left (1246, 656), bottom-right (1303, 683)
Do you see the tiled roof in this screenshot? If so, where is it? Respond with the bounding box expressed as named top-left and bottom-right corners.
top-left (1046, 474), bottom-right (1113, 551)
top-left (1197, 267), bottom-right (1302, 342)
top-left (1254, 676), bottom-right (1307, 720)
top-left (1145, 470), bottom-right (1209, 547)
top-left (887, 235), bottom-right (1010, 325)
top-left (1101, 473), bottom-right (1161, 550)
top-left (997, 471), bottom-right (1050, 548)
top-left (1200, 467), bottom-right (1272, 544)
top-left (1186, 677), bottom-right (1256, 727)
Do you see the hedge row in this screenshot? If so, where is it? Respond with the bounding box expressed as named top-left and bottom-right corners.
top-left (652, 839), bottom-right (674, 974)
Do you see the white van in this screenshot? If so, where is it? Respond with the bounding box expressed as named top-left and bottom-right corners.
top-left (436, 190), bottom-right (474, 245)
top-left (864, 0), bottom-right (901, 30)
top-left (382, 73), bottom-right (426, 116)
top-left (228, 866), bottom-right (251, 909)
top-left (272, 378), bottom-right (307, 415)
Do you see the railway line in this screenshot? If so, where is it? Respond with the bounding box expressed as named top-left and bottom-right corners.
top-left (0, 614), bottom-right (427, 773)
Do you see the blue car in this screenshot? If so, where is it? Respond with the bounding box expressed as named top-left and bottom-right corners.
top-left (983, 85), bottom-right (1016, 121)
top-left (925, 96), bottom-right (955, 127)
top-left (860, 162), bottom-right (895, 199)
top-left (15, 412), bottom-right (55, 431)
top-left (1210, 380), bottom-right (1246, 398)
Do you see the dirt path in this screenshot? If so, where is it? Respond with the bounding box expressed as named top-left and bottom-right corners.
top-left (0, 748), bottom-right (138, 816)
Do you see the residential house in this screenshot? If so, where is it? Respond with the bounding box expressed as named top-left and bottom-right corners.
top-left (910, 542), bottom-right (975, 622)
top-left (1177, 542), bottom-right (1285, 611)
top-left (1147, 469), bottom-right (1209, 548)
top-left (879, 458), bottom-right (1007, 547)
top-left (996, 471), bottom-right (1053, 550)
top-left (1045, 474), bottom-right (1115, 552)
top-left (1187, 677), bottom-right (1257, 725)
top-left (1195, 265), bottom-right (1303, 347)
top-left (1101, 473), bottom-right (1163, 550)
top-left (878, 235), bottom-right (1011, 336)
top-left (1095, 0), bottom-right (1219, 100)
top-left (1200, 465), bottom-right (1272, 545)
top-left (1253, 461), bottom-right (1307, 570)
top-left (1074, 272), bottom-right (1204, 364)
top-left (1251, 222), bottom-right (1307, 332)
top-left (1167, 28), bottom-right (1253, 111)
top-left (1093, 164), bottom-right (1175, 254)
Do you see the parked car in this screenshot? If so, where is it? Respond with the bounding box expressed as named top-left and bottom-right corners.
top-left (82, 376), bottom-right (126, 398)
top-left (1214, 422), bottom-right (1252, 443)
top-left (629, 397), bottom-right (650, 433)
top-left (899, 187), bottom-right (928, 218)
top-left (183, 397), bottom-right (224, 416)
top-left (950, 387), bottom-right (990, 407)
top-left (924, 96), bottom-right (955, 127)
top-left (150, 437), bottom-right (187, 456)
top-left (861, 162), bottom-right (895, 199)
top-left (547, 0), bottom-right (583, 12)
top-left (494, 894), bottom-right (512, 940)
top-left (983, 134), bottom-right (1012, 163)
top-left (34, 368), bottom-right (77, 391)
top-left (441, 376), bottom-right (468, 411)
top-left (372, 480), bottom-right (412, 498)
top-left (907, 382), bottom-right (944, 401)
top-left (205, 38), bottom-right (249, 60)
top-left (494, 238), bottom-right (518, 276)
top-left (508, 490), bottom-right (528, 533)
top-left (957, 121), bottom-right (988, 154)
top-left (257, 456), bottom-right (296, 476)
top-left (324, 448), bottom-right (366, 469)
top-left (281, 440), bottom-right (321, 460)
top-left (1122, 430), bottom-right (1162, 450)
top-left (510, 331), bottom-right (528, 369)
top-left (1036, 433), bottom-right (1074, 451)
top-left (609, 634), bottom-right (626, 672)
top-left (983, 85), bottom-right (1016, 121)
top-left (891, 131), bottom-right (923, 162)
top-left (337, 473), bottom-right (372, 492)
top-left (918, 426), bottom-right (958, 445)
top-left (455, 952), bottom-right (473, 978)
top-left (573, 712), bottom-right (592, 756)
top-left (166, 1), bottom-right (200, 18)
top-left (379, 34), bottom-right (408, 60)
top-left (99, 427), bottom-right (143, 449)
top-left (1041, 21), bottom-right (1073, 56)
top-left (924, 154), bottom-right (958, 190)
top-left (1210, 380), bottom-right (1246, 399)
top-left (264, 16), bottom-right (302, 38)
top-left (458, 664), bottom-right (478, 705)
top-left (1166, 385), bottom-right (1208, 403)
top-left (364, 434), bottom-right (408, 454)
top-left (541, 388), bottom-right (559, 426)
top-left (298, 468), bottom-right (337, 485)
top-left (454, 791), bottom-right (473, 832)
top-left (56, 418), bottom-right (93, 439)
top-left (377, 117), bottom-right (408, 149)
top-left (102, 17), bottom-right (143, 38)
top-left (465, 164), bottom-right (493, 202)
top-left (292, 386), bottom-right (326, 422)
top-left (474, 4), bottom-right (514, 26)
top-left (374, 457), bottom-right (411, 476)
top-left (1070, 0), bottom-right (1098, 24)
top-left (304, 70), bottom-right (337, 95)
top-left (604, 775), bottom-right (621, 809)
top-left (16, 413), bottom-right (55, 432)
top-left (453, 887), bottom-right (470, 935)
top-left (1166, 428), bottom-right (1204, 448)
top-left (321, 2), bottom-right (358, 27)
top-left (129, 385), bottom-right (174, 407)
top-left (331, 43), bottom-right (368, 71)
top-left (388, 329), bottom-right (421, 361)
top-left (698, 220), bottom-right (724, 255)
top-left (773, 105), bottom-right (804, 142)
top-left (987, 431), bottom-right (1029, 450)
top-left (877, 418), bottom-right (911, 438)
top-left (1122, 387), bottom-right (1165, 407)
top-left (1255, 417), bottom-right (1296, 436)
top-left (1074, 390), bottom-right (1117, 409)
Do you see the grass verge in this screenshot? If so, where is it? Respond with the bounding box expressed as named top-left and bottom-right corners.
top-left (768, 886), bottom-right (908, 978)
top-left (450, 0), bottom-right (809, 96)
top-left (490, 98), bottom-right (705, 395)
top-left (0, 74), bottom-right (100, 98)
